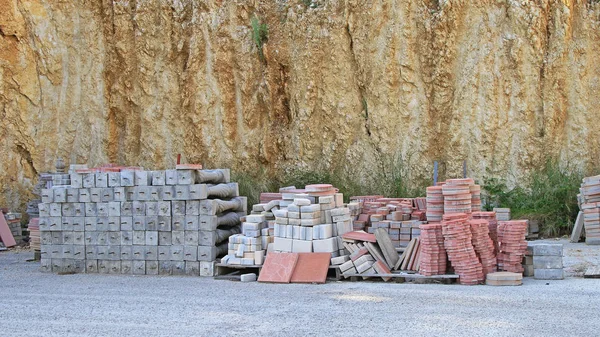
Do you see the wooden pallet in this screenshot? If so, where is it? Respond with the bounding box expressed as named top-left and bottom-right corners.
top-left (584, 266), bottom-right (600, 279)
top-left (344, 272), bottom-right (458, 283)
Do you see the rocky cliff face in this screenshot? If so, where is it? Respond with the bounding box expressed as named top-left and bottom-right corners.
top-left (1, 0), bottom-right (600, 210)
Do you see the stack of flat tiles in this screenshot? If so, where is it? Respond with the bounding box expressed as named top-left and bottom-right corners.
top-left (5, 213), bottom-right (23, 243)
top-left (442, 179), bottom-right (473, 215)
top-left (426, 186), bottom-right (444, 222)
top-left (494, 208), bottom-right (511, 221)
top-left (38, 165), bottom-right (246, 276)
top-left (471, 212), bottom-right (499, 254)
top-left (496, 220), bottom-right (528, 273)
top-left (441, 213), bottom-right (484, 285)
top-left (470, 184), bottom-right (482, 212)
top-left (468, 219), bottom-right (497, 277)
top-left (259, 193), bottom-right (282, 204)
top-left (28, 218), bottom-right (40, 251)
top-left (418, 223), bottom-right (447, 276)
top-left (579, 175), bottom-right (600, 245)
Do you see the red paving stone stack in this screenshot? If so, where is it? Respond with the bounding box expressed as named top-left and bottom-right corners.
top-left (472, 211), bottom-right (499, 254)
top-left (468, 219), bottom-right (497, 276)
top-left (496, 220), bottom-right (528, 273)
top-left (470, 184), bottom-right (482, 212)
top-left (441, 213), bottom-right (484, 285)
top-left (442, 179), bottom-right (473, 215)
top-left (426, 186), bottom-right (444, 222)
top-left (418, 223), bottom-right (447, 276)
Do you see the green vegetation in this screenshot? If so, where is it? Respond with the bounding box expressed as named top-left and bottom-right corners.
top-left (251, 16), bottom-right (268, 62)
top-left (483, 160), bottom-right (583, 237)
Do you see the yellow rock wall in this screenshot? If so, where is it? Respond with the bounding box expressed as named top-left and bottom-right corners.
top-left (2, 0), bottom-right (600, 210)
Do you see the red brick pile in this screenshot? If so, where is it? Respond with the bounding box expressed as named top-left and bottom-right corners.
top-left (468, 219), bottom-right (497, 276)
top-left (441, 213), bottom-right (484, 285)
top-left (496, 220), bottom-right (528, 273)
top-left (418, 223), bottom-right (447, 276)
top-left (472, 211), bottom-right (499, 254)
top-left (425, 186), bottom-right (444, 222)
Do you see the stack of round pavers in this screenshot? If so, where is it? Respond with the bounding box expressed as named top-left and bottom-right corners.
top-left (441, 213), bottom-right (484, 285)
top-left (497, 220), bottom-right (528, 273)
top-left (442, 179), bottom-right (473, 214)
top-left (471, 211), bottom-right (499, 254)
top-left (470, 184), bottom-right (482, 212)
top-left (418, 223), bottom-right (447, 276)
top-left (425, 186), bottom-right (444, 222)
top-left (468, 219), bottom-right (497, 276)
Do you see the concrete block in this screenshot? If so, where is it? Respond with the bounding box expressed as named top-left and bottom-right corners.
top-left (254, 250), bottom-right (265, 265)
top-left (73, 203), bottom-right (85, 217)
top-left (89, 188), bottom-right (102, 202)
top-left (158, 216), bottom-right (172, 231)
top-left (313, 237), bottom-right (337, 253)
top-left (108, 217), bottom-right (120, 231)
top-left (148, 187), bottom-right (161, 201)
top-left (152, 171), bottom-right (166, 186)
top-left (145, 231), bottom-right (158, 245)
top-left (144, 246), bottom-right (158, 260)
top-left (119, 170), bottom-right (135, 186)
top-left (173, 261), bottom-right (186, 275)
top-left (165, 169), bottom-right (178, 185)
top-left (145, 216), bottom-right (159, 231)
top-left (199, 231), bottom-right (217, 246)
top-left (292, 239), bottom-right (313, 253)
top-left (172, 231), bottom-right (185, 245)
top-left (533, 256), bottom-right (563, 269)
top-left (107, 231), bottom-right (121, 245)
top-left (331, 255), bottom-right (349, 265)
top-left (158, 231), bottom-right (172, 246)
top-left (132, 201), bottom-right (145, 216)
top-left (107, 172), bottom-right (121, 187)
top-left (189, 184), bottom-right (208, 200)
top-left (85, 260), bottom-right (98, 273)
top-left (131, 246), bottom-right (145, 260)
top-left (199, 215), bottom-right (218, 231)
top-left (96, 203), bottom-right (109, 217)
top-left (534, 268), bottom-right (564, 280)
top-left (172, 215), bottom-right (185, 231)
top-left (241, 273), bottom-right (257, 282)
top-left (161, 186), bottom-right (175, 200)
top-left (78, 189), bottom-right (91, 203)
top-left (48, 203), bottom-right (61, 217)
top-left (157, 201), bottom-right (171, 216)
top-left (41, 189), bottom-right (53, 203)
top-left (197, 246), bottom-right (218, 261)
top-left (121, 260), bottom-right (133, 274)
top-left (172, 201), bottom-right (186, 216)
top-left (135, 170), bottom-right (151, 186)
top-left (132, 216), bottom-right (145, 231)
top-left (121, 231), bottom-right (133, 246)
top-left (82, 174), bottom-right (95, 188)
top-left (185, 261), bottom-right (200, 276)
top-left (184, 230), bottom-right (199, 245)
top-left (186, 200), bottom-right (200, 215)
top-left (183, 246), bottom-right (197, 261)
top-left (107, 246), bottom-right (121, 261)
top-left (159, 261), bottom-right (173, 275)
top-left (113, 187), bottom-right (125, 202)
top-left (53, 188), bottom-right (67, 203)
top-left (100, 188), bottom-right (113, 202)
top-left (174, 185), bottom-right (190, 200)
top-left (133, 231), bottom-right (145, 245)
top-left (199, 261), bottom-right (217, 276)
top-left (273, 237), bottom-right (293, 252)
top-left (177, 170), bottom-right (195, 185)
top-left (158, 246), bottom-right (170, 260)
top-left (135, 186), bottom-right (150, 201)
top-left (170, 245), bottom-right (185, 261)
top-left (145, 202), bottom-right (158, 216)
top-left (133, 261), bottom-right (146, 275)
top-left (108, 202), bottom-right (120, 216)
top-left (531, 243), bottom-right (563, 256)
top-left (146, 261), bottom-right (159, 275)
top-left (184, 215), bottom-right (199, 231)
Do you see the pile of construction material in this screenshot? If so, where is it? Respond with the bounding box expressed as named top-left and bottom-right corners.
top-left (38, 164), bottom-right (246, 276)
top-left (426, 179), bottom-right (481, 222)
top-left (4, 213), bottom-right (23, 243)
top-left (441, 213), bottom-right (485, 285)
top-left (579, 175), bottom-right (600, 245)
top-left (350, 196), bottom-right (426, 248)
top-left (529, 243), bottom-right (564, 280)
top-left (271, 185), bottom-right (353, 257)
top-left (496, 220), bottom-right (528, 273)
top-left (333, 230), bottom-right (398, 280)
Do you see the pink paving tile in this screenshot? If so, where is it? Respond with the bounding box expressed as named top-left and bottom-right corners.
top-left (257, 252), bottom-right (299, 283)
top-left (290, 253), bottom-right (331, 284)
top-left (342, 231), bottom-right (377, 243)
top-left (0, 212), bottom-right (16, 247)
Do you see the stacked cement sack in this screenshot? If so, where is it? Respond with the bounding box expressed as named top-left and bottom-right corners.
top-left (38, 166), bottom-right (246, 276)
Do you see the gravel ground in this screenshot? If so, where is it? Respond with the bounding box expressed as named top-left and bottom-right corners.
top-left (1, 248), bottom-right (599, 337)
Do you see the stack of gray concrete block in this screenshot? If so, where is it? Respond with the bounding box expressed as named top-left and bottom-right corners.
top-left (530, 243), bottom-right (564, 280)
top-left (38, 167), bottom-right (246, 276)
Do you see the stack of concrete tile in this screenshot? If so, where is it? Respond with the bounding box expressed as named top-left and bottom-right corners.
top-left (494, 208), bottom-right (511, 221)
top-left (471, 212), bottom-right (499, 254)
top-left (426, 186), bottom-right (444, 222)
top-left (28, 218), bottom-right (40, 251)
top-left (442, 179), bottom-right (473, 214)
top-left (579, 175), bottom-right (600, 245)
top-left (468, 219), bottom-right (497, 277)
top-left (4, 213), bottom-right (23, 243)
top-left (334, 232), bottom-right (394, 280)
top-left (486, 272), bottom-right (523, 286)
top-left (418, 223), bottom-right (447, 276)
top-left (530, 243), bottom-right (564, 280)
top-left (441, 213), bottom-right (484, 285)
top-left (38, 165), bottom-right (246, 276)
top-left (496, 220), bottom-right (528, 273)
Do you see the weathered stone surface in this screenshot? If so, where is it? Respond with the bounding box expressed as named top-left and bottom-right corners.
top-left (2, 1), bottom-right (600, 211)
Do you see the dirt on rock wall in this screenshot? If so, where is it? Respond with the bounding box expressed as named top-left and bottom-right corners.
top-left (1, 0), bottom-right (600, 210)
